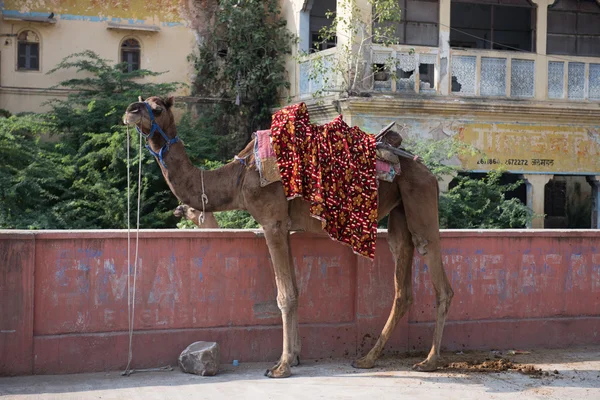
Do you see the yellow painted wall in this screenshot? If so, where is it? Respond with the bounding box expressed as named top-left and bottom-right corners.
top-left (457, 123), bottom-right (600, 174)
top-left (4, 0), bottom-right (186, 22)
top-left (1, 0), bottom-right (195, 114)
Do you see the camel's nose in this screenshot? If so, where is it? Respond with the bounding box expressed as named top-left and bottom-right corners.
top-left (126, 102), bottom-right (144, 114)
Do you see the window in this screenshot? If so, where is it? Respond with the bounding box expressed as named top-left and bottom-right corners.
top-left (547, 0), bottom-right (600, 57)
top-left (375, 0), bottom-right (439, 46)
top-left (450, 0), bottom-right (536, 52)
top-left (17, 30), bottom-right (40, 71)
top-left (309, 0), bottom-right (336, 52)
top-left (121, 38), bottom-right (141, 72)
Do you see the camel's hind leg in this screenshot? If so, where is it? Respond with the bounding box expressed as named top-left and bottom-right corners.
top-left (399, 168), bottom-right (454, 371)
top-left (352, 205), bottom-right (414, 369)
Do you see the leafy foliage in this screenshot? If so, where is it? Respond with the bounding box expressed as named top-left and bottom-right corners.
top-left (0, 51), bottom-right (183, 229)
top-left (46, 51), bottom-right (180, 148)
top-left (401, 136), bottom-right (533, 229)
top-left (189, 0), bottom-right (295, 143)
top-left (177, 104), bottom-right (246, 163)
top-left (215, 210), bottom-right (260, 229)
top-left (0, 115), bottom-right (66, 228)
top-left (439, 170), bottom-right (532, 229)
top-left (44, 51), bottom-right (184, 229)
top-left (402, 135), bottom-right (476, 180)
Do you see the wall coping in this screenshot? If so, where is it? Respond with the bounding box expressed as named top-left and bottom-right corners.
top-left (1, 229), bottom-right (599, 240)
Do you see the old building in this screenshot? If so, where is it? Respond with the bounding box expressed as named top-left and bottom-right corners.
top-left (280, 0), bottom-right (600, 228)
top-left (0, 0), bottom-right (196, 115)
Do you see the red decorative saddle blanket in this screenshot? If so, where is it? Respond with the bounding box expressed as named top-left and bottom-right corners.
top-left (269, 103), bottom-right (378, 259)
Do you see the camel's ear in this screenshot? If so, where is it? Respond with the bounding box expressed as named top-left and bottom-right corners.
top-left (165, 96), bottom-right (174, 109)
top-left (138, 96), bottom-right (145, 102)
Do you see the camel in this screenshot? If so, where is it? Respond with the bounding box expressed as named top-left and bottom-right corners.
top-left (124, 96), bottom-right (453, 378)
top-left (173, 205), bottom-right (219, 228)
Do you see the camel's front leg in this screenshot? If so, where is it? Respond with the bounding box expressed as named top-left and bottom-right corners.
top-left (262, 221), bottom-right (299, 378)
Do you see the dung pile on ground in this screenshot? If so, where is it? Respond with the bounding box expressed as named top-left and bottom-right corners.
top-left (442, 358), bottom-right (544, 376)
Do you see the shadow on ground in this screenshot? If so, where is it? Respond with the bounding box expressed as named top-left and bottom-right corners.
top-left (1, 347), bottom-right (599, 398)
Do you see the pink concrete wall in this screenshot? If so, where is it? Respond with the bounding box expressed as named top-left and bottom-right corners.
top-left (1, 229), bottom-right (599, 375)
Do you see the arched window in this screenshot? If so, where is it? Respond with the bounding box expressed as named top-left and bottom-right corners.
top-left (121, 38), bottom-right (141, 72)
top-left (17, 30), bottom-right (40, 71)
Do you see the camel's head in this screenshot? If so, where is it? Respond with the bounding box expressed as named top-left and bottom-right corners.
top-left (174, 204), bottom-right (199, 220)
top-left (124, 96), bottom-right (175, 136)
top-left (173, 204), bottom-right (190, 219)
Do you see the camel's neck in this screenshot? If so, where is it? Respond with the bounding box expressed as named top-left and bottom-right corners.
top-left (147, 125), bottom-right (246, 212)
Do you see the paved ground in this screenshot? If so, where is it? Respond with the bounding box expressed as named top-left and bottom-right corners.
top-left (1, 347), bottom-right (599, 399)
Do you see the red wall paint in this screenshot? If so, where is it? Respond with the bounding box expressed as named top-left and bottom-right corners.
top-left (1, 229), bottom-right (599, 375)
top-left (0, 233), bottom-right (35, 376)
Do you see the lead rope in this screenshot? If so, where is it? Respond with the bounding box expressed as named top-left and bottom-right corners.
top-left (200, 168), bottom-right (209, 224)
top-left (122, 125), bottom-right (173, 377)
top-left (123, 125), bottom-right (142, 375)
top-left (126, 125), bottom-right (132, 370)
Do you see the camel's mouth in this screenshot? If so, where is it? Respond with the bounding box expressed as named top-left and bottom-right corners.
top-left (173, 206), bottom-right (184, 218)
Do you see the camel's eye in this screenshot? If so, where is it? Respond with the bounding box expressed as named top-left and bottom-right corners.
top-left (152, 106), bottom-right (163, 115)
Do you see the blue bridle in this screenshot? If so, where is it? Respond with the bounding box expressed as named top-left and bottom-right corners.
top-left (135, 102), bottom-right (179, 169)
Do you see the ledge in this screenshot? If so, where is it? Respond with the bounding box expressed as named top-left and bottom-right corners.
top-left (0, 86), bottom-right (73, 96)
top-left (2, 15), bottom-right (56, 24)
top-left (2, 229), bottom-right (598, 240)
top-left (336, 94), bottom-right (600, 124)
top-left (106, 22), bottom-right (160, 32)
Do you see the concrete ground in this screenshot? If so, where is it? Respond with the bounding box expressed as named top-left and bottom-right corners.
top-left (1, 347), bottom-right (599, 400)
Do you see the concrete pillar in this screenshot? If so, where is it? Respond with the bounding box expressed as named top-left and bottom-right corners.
top-left (523, 174), bottom-right (553, 229)
top-left (438, 173), bottom-right (456, 193)
top-left (532, 0), bottom-right (550, 100)
top-left (586, 176), bottom-right (600, 229)
top-left (298, 1), bottom-right (313, 54)
top-left (438, 0), bottom-right (451, 95)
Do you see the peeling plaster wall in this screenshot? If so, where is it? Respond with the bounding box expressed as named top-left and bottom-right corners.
top-left (4, 0), bottom-right (187, 23)
top-left (345, 111), bottom-right (600, 177)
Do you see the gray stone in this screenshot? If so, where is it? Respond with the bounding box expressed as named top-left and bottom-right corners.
top-left (178, 341), bottom-right (220, 376)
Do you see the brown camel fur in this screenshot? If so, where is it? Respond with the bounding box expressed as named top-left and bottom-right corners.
top-left (174, 205), bottom-right (219, 228)
top-left (124, 96), bottom-right (454, 378)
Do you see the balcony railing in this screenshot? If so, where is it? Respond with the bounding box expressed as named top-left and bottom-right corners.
top-left (546, 57), bottom-right (600, 101)
top-left (450, 49), bottom-right (600, 101)
top-left (298, 46), bottom-right (600, 102)
top-left (370, 45), bottom-right (439, 94)
top-left (298, 47), bottom-right (337, 99)
top-left (450, 49), bottom-right (537, 98)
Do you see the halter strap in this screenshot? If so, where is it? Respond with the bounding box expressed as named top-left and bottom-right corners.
top-left (135, 102), bottom-right (179, 169)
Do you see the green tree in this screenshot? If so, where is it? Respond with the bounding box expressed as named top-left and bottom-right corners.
top-left (397, 136), bottom-right (533, 229)
top-left (0, 114), bottom-right (67, 228)
top-left (45, 51), bottom-right (181, 228)
top-left (46, 50), bottom-right (180, 147)
top-left (439, 169), bottom-right (532, 229)
top-left (189, 0), bottom-right (295, 149)
top-left (177, 104), bottom-right (244, 163)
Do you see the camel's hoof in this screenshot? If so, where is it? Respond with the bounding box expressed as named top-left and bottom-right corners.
top-left (412, 356), bottom-right (442, 372)
top-left (265, 364), bottom-right (292, 378)
top-left (351, 356), bottom-right (375, 369)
